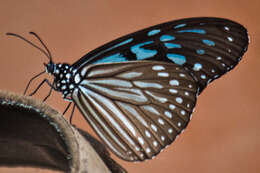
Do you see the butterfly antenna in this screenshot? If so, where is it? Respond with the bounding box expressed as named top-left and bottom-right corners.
top-left (6, 32), bottom-right (52, 62)
top-left (29, 32), bottom-right (53, 62)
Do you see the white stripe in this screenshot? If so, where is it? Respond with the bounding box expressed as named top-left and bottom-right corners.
top-left (81, 67), bottom-right (88, 76)
top-left (134, 81), bottom-right (163, 89)
top-left (82, 79), bottom-right (133, 87)
top-left (81, 82), bottom-right (148, 103)
top-left (117, 102), bottom-right (148, 127)
top-left (142, 105), bottom-right (160, 115)
top-left (79, 86), bottom-right (137, 143)
top-left (118, 72), bottom-right (143, 79)
top-left (145, 90), bottom-right (168, 103)
top-left (72, 89), bottom-right (127, 152)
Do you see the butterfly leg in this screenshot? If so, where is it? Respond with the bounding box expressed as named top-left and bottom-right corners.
top-left (29, 79), bottom-right (56, 97)
top-left (24, 71), bottom-right (45, 95)
top-left (62, 102), bottom-right (76, 124)
top-left (43, 80), bottom-right (56, 102)
top-left (69, 104), bottom-right (76, 124)
top-left (63, 102), bottom-right (71, 115)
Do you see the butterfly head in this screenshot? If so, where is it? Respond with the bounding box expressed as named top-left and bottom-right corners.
top-left (44, 61), bottom-right (56, 75)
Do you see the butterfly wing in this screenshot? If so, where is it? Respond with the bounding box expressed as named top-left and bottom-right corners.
top-left (72, 61), bottom-right (199, 161)
top-left (72, 17), bottom-right (248, 93)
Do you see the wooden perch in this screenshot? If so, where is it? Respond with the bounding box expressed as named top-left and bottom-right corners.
top-left (0, 91), bottom-right (127, 173)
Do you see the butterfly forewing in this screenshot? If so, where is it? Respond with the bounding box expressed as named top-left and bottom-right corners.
top-left (73, 17), bottom-right (248, 93)
top-left (72, 61), bottom-right (198, 161)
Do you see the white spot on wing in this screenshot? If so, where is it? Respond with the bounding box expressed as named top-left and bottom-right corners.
top-left (75, 74), bottom-right (81, 83)
top-left (152, 65), bottom-right (165, 71)
top-left (168, 128), bottom-right (173, 133)
top-left (217, 56), bottom-right (222, 60)
top-left (193, 63), bottom-right (202, 71)
top-left (179, 73), bottom-right (186, 77)
top-left (227, 36), bottom-right (233, 42)
top-left (138, 137), bottom-right (145, 145)
top-left (170, 80), bottom-right (179, 86)
top-left (164, 111), bottom-right (172, 118)
top-left (161, 136), bottom-right (165, 141)
top-left (157, 72), bottom-right (169, 77)
top-left (169, 89), bottom-right (178, 94)
top-left (176, 97), bottom-right (183, 104)
top-left (146, 148), bottom-right (151, 153)
top-left (151, 124), bottom-right (157, 132)
top-left (224, 26), bottom-right (230, 31)
top-left (145, 130), bottom-right (151, 138)
top-left (66, 73), bottom-right (71, 79)
top-left (169, 104), bottom-right (176, 110)
top-left (69, 84), bottom-right (74, 89)
top-left (61, 85), bottom-right (66, 90)
top-left (201, 74), bottom-right (206, 79)
top-left (153, 141), bottom-right (158, 147)
top-left (158, 118), bottom-right (165, 125)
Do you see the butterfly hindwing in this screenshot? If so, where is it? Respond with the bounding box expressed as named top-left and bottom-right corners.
top-left (72, 17), bottom-right (248, 93)
top-left (72, 61), bottom-right (198, 161)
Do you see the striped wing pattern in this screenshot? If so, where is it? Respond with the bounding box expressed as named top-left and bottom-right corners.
top-left (73, 17), bottom-right (248, 93)
top-left (72, 61), bottom-right (198, 161)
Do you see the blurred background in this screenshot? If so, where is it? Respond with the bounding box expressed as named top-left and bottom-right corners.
top-left (0, 0), bottom-right (259, 172)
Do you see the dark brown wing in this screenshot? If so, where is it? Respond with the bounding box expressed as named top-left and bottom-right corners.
top-left (72, 17), bottom-right (248, 93)
top-left (72, 61), bottom-right (199, 161)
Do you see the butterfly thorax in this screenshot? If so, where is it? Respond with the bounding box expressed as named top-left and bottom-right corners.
top-left (45, 62), bottom-right (80, 100)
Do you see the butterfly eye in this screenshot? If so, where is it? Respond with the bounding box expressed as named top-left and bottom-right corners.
top-left (44, 62), bottom-right (55, 74)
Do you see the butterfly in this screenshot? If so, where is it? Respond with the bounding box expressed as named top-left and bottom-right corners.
top-left (7, 17), bottom-right (249, 162)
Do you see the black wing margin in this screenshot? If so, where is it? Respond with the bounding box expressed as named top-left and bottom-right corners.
top-left (72, 17), bottom-right (249, 93)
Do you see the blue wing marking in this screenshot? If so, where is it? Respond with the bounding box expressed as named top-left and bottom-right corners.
top-left (93, 53), bottom-right (127, 64)
top-left (131, 41), bottom-right (157, 60)
top-left (202, 39), bottom-right (215, 46)
top-left (160, 35), bottom-right (175, 41)
top-left (177, 29), bottom-right (206, 34)
top-left (196, 49), bottom-right (205, 55)
top-left (167, 53), bottom-right (186, 65)
top-left (174, 23), bottom-right (186, 29)
top-left (193, 63), bottom-right (203, 71)
top-left (164, 43), bottom-right (182, 49)
top-left (148, 29), bottom-right (161, 36)
top-left (113, 38), bottom-right (133, 48)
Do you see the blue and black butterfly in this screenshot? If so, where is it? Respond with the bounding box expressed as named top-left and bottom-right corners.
top-left (7, 17), bottom-right (248, 162)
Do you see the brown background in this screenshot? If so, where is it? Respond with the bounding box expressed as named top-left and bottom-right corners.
top-left (0, 0), bottom-right (259, 173)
